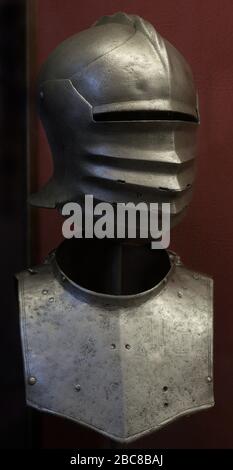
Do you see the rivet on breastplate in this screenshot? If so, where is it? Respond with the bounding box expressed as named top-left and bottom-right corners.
top-left (206, 376), bottom-right (212, 383)
top-left (28, 376), bottom-right (37, 385)
top-left (125, 344), bottom-right (131, 350)
top-left (42, 289), bottom-right (48, 295)
top-left (75, 384), bottom-right (81, 392)
top-left (175, 256), bottom-right (182, 266)
top-left (177, 291), bottom-right (183, 298)
top-left (49, 297), bottom-right (54, 303)
top-left (28, 268), bottom-right (38, 275)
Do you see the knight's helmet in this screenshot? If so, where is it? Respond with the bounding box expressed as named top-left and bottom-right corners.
top-left (30, 12), bottom-right (199, 228)
top-left (18, 15), bottom-right (214, 444)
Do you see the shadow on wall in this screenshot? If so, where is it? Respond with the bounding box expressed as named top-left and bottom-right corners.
top-left (0, 0), bottom-right (28, 449)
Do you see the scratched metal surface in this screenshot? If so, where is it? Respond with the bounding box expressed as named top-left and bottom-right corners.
top-left (17, 256), bottom-right (213, 443)
top-left (30, 13), bottom-right (198, 232)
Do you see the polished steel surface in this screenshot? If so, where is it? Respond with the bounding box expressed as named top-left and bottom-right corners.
top-left (21, 13), bottom-right (213, 443)
top-left (17, 253), bottom-right (213, 443)
top-left (30, 13), bottom-right (199, 228)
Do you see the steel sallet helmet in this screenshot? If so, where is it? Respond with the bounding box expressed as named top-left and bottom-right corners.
top-left (30, 12), bottom-right (199, 227)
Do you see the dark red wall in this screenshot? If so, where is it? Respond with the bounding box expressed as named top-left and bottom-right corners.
top-left (32, 0), bottom-right (233, 448)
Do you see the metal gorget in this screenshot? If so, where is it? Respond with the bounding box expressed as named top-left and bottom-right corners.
top-left (17, 250), bottom-right (214, 443)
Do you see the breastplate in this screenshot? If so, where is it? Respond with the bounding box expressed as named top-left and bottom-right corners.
top-left (17, 253), bottom-right (214, 443)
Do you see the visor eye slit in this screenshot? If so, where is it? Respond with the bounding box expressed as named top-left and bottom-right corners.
top-left (92, 110), bottom-right (199, 123)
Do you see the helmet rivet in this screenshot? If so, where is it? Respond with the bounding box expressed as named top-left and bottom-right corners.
top-left (206, 376), bottom-right (212, 383)
top-left (49, 297), bottom-right (54, 303)
top-left (42, 289), bottom-right (48, 295)
top-left (177, 291), bottom-right (183, 298)
top-left (75, 384), bottom-right (81, 392)
top-left (28, 376), bottom-right (37, 385)
top-left (193, 274), bottom-right (199, 280)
